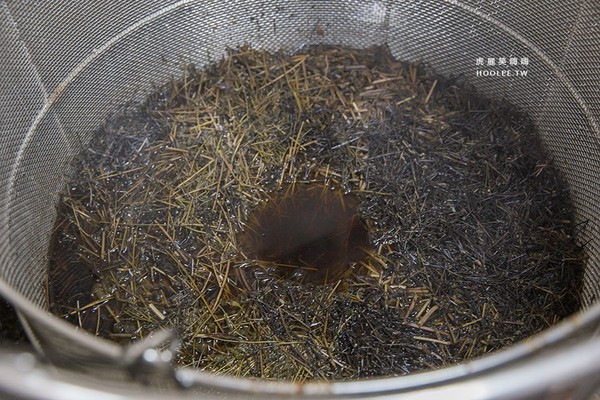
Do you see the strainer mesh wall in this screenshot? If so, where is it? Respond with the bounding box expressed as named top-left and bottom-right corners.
top-left (0, 0), bottom-right (598, 363)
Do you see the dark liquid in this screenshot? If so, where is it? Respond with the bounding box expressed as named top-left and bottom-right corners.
top-left (239, 183), bottom-right (369, 283)
top-left (47, 45), bottom-right (583, 379)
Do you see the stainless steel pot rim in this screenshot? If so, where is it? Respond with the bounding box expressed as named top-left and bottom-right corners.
top-left (2, 277), bottom-right (599, 395)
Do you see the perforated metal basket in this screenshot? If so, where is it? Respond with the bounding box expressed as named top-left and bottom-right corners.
top-left (1, 1), bottom-right (599, 399)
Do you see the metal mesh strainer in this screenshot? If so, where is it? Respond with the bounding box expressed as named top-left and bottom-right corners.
top-left (0, 0), bottom-right (599, 398)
